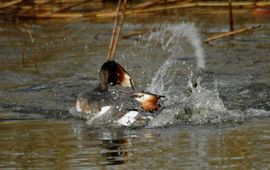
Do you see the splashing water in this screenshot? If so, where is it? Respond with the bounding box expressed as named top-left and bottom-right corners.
top-left (72, 22), bottom-right (270, 128)
top-left (147, 23), bottom-right (205, 94)
top-left (136, 23), bottom-right (270, 127)
top-left (132, 23), bottom-right (224, 127)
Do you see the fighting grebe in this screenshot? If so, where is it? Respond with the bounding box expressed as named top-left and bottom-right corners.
top-left (75, 64), bottom-right (164, 126)
top-left (74, 0), bottom-right (164, 127)
top-left (75, 60), bottom-right (134, 115)
top-left (76, 0), bottom-right (134, 115)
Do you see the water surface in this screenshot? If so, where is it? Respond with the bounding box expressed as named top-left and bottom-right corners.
top-left (0, 113), bottom-right (269, 169)
top-left (0, 7), bottom-right (270, 169)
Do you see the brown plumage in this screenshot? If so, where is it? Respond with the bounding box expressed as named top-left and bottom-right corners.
top-left (76, 0), bottom-right (134, 115)
top-left (75, 62), bottom-right (134, 114)
top-left (131, 92), bottom-right (165, 112)
top-left (100, 61), bottom-right (135, 90)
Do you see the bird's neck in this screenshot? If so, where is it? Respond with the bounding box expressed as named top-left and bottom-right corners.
top-left (95, 83), bottom-right (108, 92)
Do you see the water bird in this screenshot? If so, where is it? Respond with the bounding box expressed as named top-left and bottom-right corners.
top-left (75, 75), bottom-right (164, 127)
top-left (100, 0), bottom-right (134, 90)
top-left (75, 0), bottom-right (164, 127)
top-left (75, 63), bottom-right (134, 115)
top-left (76, 0), bottom-right (132, 115)
top-left (75, 61), bottom-right (164, 127)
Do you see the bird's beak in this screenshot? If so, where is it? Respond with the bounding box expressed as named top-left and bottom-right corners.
top-left (157, 95), bottom-right (165, 99)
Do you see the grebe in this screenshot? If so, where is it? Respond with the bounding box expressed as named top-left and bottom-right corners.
top-left (74, 0), bottom-right (164, 127)
top-left (75, 64), bottom-right (164, 127)
top-left (76, 60), bottom-right (134, 115)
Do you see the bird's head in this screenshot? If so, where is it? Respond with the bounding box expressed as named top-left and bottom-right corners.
top-left (100, 61), bottom-right (135, 91)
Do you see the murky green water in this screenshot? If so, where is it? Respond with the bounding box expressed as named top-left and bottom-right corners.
top-left (1, 114), bottom-right (270, 169)
top-left (1, 8), bottom-right (270, 169)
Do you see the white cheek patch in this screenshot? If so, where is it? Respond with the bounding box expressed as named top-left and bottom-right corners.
top-left (121, 73), bottom-right (131, 87)
top-left (135, 94), bottom-right (153, 103)
top-left (117, 111), bottom-right (139, 127)
top-left (144, 94), bottom-right (153, 101)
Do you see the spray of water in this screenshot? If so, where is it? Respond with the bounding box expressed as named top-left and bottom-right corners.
top-left (71, 22), bottom-right (270, 128)
top-left (140, 23), bottom-right (270, 127)
top-left (138, 23), bottom-right (230, 127)
top-left (147, 23), bottom-right (205, 94)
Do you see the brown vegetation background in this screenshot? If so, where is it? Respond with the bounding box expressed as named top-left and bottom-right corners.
top-left (0, 0), bottom-right (269, 20)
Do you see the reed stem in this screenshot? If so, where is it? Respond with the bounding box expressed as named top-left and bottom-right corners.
top-left (107, 0), bottom-right (127, 61)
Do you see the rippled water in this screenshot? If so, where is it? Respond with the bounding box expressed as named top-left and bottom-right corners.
top-left (1, 8), bottom-right (270, 169)
top-left (1, 116), bottom-right (270, 169)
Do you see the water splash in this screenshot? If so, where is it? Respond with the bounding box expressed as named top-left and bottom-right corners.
top-left (140, 23), bottom-right (270, 127)
top-left (70, 22), bottom-right (270, 128)
top-left (146, 23), bottom-right (205, 94)
top-left (139, 23), bottom-right (230, 127)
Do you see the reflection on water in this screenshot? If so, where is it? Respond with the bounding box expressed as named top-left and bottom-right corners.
top-left (99, 130), bottom-right (133, 165)
top-left (0, 114), bottom-right (270, 169)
